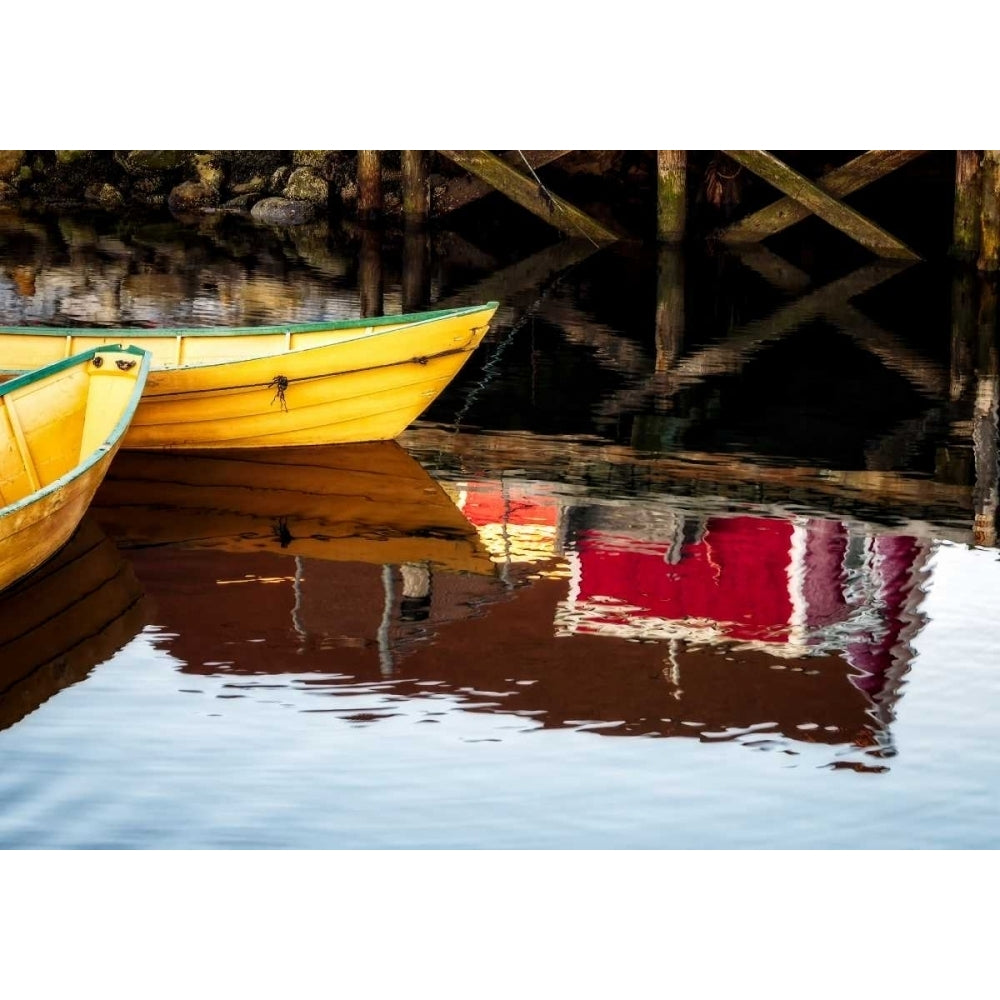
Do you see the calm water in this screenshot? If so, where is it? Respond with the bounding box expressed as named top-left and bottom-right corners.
top-left (0, 205), bottom-right (998, 849)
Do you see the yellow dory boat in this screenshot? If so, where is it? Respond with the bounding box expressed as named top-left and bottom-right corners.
top-left (0, 303), bottom-right (498, 450)
top-left (0, 344), bottom-right (150, 592)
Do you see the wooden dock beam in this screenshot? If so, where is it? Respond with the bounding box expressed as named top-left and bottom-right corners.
top-left (438, 150), bottom-right (619, 245)
top-left (431, 151), bottom-right (571, 216)
top-left (722, 151), bottom-right (926, 245)
top-left (656, 151), bottom-right (687, 243)
top-left (722, 150), bottom-right (920, 260)
top-left (357, 151), bottom-right (383, 221)
top-left (978, 151), bottom-right (1000, 273)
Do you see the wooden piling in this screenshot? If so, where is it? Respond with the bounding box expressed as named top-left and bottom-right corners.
top-left (357, 150), bottom-right (383, 221)
top-left (953, 151), bottom-right (983, 259)
top-left (358, 227), bottom-right (383, 318)
top-left (402, 151), bottom-right (429, 223)
top-left (656, 151), bottom-right (687, 243)
top-left (978, 151), bottom-right (1000, 273)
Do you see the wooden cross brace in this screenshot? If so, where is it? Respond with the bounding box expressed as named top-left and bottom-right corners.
top-left (720, 150), bottom-right (925, 261)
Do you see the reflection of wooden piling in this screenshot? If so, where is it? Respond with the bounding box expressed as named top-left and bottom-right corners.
top-left (656, 151), bottom-right (687, 243)
top-left (953, 151), bottom-right (983, 259)
top-left (972, 279), bottom-right (998, 546)
top-left (359, 227), bottom-right (383, 318)
top-left (950, 269), bottom-right (978, 402)
top-left (357, 150), bottom-right (383, 221)
top-left (655, 245), bottom-right (684, 372)
top-left (937, 269), bottom-right (979, 486)
top-left (402, 151), bottom-right (429, 223)
top-left (978, 151), bottom-right (1000, 273)
top-left (402, 225), bottom-right (430, 313)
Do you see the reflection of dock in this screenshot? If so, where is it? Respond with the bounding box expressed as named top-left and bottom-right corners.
top-left (403, 425), bottom-right (975, 543)
top-left (92, 442), bottom-right (495, 577)
top-left (0, 518), bottom-right (146, 732)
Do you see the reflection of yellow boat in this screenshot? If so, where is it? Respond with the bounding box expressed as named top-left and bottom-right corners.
top-left (92, 443), bottom-right (496, 576)
top-left (0, 518), bottom-right (146, 732)
top-left (0, 303), bottom-right (498, 449)
top-left (0, 345), bottom-right (150, 592)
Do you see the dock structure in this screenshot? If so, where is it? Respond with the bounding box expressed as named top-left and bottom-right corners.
top-left (349, 151), bottom-right (1000, 545)
top-left (369, 150), bottom-right (1000, 273)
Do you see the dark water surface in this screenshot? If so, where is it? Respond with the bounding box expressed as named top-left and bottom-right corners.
top-left (1, 205), bottom-right (998, 849)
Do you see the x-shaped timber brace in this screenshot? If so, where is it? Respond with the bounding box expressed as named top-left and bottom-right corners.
top-left (718, 150), bottom-right (926, 260)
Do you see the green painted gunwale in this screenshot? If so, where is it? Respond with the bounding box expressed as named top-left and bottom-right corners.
top-left (0, 302), bottom-right (499, 339)
top-left (0, 344), bottom-right (151, 519)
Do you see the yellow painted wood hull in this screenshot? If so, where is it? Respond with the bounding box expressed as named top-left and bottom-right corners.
top-left (0, 303), bottom-right (498, 450)
top-left (92, 443), bottom-right (496, 577)
top-left (0, 345), bottom-right (150, 592)
top-left (0, 517), bottom-right (146, 732)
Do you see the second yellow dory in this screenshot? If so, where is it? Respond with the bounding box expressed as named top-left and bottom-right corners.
top-left (0, 302), bottom-right (497, 449)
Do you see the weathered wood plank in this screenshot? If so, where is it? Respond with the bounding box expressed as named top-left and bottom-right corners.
top-left (438, 150), bottom-right (620, 244)
top-left (722, 150), bottom-right (926, 244)
top-left (656, 151), bottom-right (687, 243)
top-left (722, 150), bottom-right (921, 260)
top-left (432, 151), bottom-right (572, 215)
top-left (953, 151), bottom-right (983, 259)
top-left (978, 150), bottom-right (1000, 272)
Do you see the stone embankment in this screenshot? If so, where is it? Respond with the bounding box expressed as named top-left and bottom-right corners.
top-left (0, 151), bottom-right (379, 224)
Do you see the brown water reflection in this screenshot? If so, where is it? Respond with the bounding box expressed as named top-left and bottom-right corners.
top-left (84, 445), bottom-right (933, 772)
top-left (0, 518), bottom-right (146, 732)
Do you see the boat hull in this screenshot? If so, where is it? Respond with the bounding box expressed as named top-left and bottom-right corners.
top-left (0, 345), bottom-right (150, 591)
top-left (0, 304), bottom-right (497, 449)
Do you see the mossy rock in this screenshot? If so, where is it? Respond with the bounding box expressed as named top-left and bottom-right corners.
top-left (0, 151), bottom-right (26, 180)
top-left (293, 151), bottom-right (333, 172)
top-left (284, 168), bottom-right (328, 205)
top-left (118, 150), bottom-right (193, 174)
top-left (167, 180), bottom-right (219, 213)
top-left (0, 180), bottom-right (14, 202)
top-left (55, 150), bottom-right (93, 165)
top-left (193, 153), bottom-right (224, 192)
